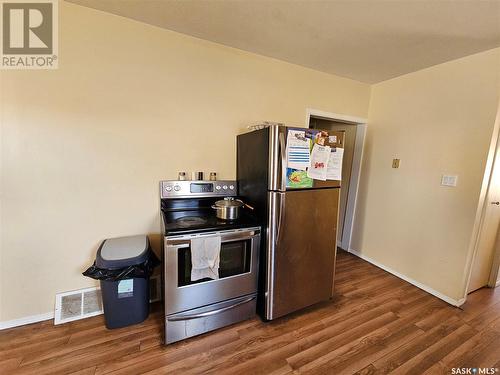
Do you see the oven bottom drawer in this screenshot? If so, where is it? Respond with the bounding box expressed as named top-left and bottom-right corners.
top-left (165, 293), bottom-right (256, 345)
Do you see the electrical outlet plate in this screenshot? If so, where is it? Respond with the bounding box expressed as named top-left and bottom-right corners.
top-left (392, 159), bottom-right (400, 168)
top-left (441, 175), bottom-right (458, 187)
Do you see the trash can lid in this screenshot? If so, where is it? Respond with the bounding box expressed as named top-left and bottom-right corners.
top-left (96, 235), bottom-right (150, 269)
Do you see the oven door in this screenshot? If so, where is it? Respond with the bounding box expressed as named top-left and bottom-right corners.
top-left (164, 227), bottom-right (260, 315)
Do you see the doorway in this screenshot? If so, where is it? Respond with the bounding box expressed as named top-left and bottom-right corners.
top-left (468, 179), bottom-right (500, 293)
top-left (310, 118), bottom-right (356, 249)
top-left (306, 109), bottom-right (367, 251)
top-left (468, 149), bottom-right (500, 293)
top-left (467, 101), bottom-right (500, 294)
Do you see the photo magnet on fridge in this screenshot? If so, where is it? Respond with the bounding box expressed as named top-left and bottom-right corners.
top-left (286, 168), bottom-right (313, 188)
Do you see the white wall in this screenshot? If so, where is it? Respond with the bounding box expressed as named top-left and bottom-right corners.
top-left (351, 48), bottom-right (500, 302)
top-left (0, 2), bottom-right (370, 321)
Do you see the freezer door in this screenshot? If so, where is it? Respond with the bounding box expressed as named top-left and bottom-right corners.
top-left (272, 126), bottom-right (344, 191)
top-left (265, 188), bottom-right (339, 320)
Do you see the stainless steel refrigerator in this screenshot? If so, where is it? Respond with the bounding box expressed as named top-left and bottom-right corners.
top-left (237, 125), bottom-right (343, 320)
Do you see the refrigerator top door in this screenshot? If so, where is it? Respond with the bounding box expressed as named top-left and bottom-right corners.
top-left (270, 126), bottom-right (343, 191)
top-left (265, 188), bottom-right (339, 320)
top-left (309, 127), bottom-right (343, 189)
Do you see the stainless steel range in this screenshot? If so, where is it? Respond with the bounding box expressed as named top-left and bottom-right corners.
top-left (160, 180), bottom-right (260, 344)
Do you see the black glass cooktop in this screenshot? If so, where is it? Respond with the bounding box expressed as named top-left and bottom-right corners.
top-left (162, 202), bottom-right (260, 236)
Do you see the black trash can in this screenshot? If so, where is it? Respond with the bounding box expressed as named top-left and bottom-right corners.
top-left (95, 235), bottom-right (152, 329)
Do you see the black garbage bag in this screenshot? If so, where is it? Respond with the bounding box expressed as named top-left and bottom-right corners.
top-left (83, 251), bottom-right (160, 281)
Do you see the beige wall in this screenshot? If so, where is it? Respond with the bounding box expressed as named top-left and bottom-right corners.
top-left (3, 1), bottom-right (498, 324)
top-left (351, 48), bottom-right (500, 301)
top-left (0, 2), bottom-right (370, 321)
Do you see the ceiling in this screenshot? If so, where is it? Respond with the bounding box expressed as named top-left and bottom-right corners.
top-left (67, 0), bottom-right (500, 83)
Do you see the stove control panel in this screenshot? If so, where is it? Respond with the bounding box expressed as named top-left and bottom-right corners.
top-left (160, 180), bottom-right (237, 198)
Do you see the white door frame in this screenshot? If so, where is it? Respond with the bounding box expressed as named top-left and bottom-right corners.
top-left (462, 99), bottom-right (500, 301)
top-left (488, 228), bottom-right (500, 287)
top-left (305, 108), bottom-right (368, 252)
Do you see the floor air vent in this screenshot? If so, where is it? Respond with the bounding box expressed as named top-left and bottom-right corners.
top-left (55, 287), bottom-right (103, 324)
top-left (149, 274), bottom-right (161, 303)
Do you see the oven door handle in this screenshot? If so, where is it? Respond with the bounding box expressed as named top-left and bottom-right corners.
top-left (167, 230), bottom-right (260, 247)
top-left (167, 295), bottom-right (256, 321)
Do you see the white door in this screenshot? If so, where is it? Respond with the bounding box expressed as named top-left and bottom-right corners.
top-left (468, 152), bottom-right (500, 293)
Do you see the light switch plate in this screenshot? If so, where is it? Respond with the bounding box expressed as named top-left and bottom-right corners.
top-left (392, 159), bottom-right (400, 168)
top-left (441, 175), bottom-right (458, 187)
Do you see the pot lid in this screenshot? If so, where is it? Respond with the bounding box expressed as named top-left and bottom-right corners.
top-left (214, 197), bottom-right (244, 208)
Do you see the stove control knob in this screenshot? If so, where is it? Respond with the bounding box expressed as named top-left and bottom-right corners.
top-left (173, 185), bottom-right (181, 192)
top-left (165, 185), bottom-right (172, 192)
top-left (229, 185), bottom-right (234, 190)
top-left (222, 185), bottom-right (228, 190)
top-left (216, 185), bottom-right (222, 190)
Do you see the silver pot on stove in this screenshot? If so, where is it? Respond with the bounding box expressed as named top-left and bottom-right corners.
top-left (211, 197), bottom-right (254, 220)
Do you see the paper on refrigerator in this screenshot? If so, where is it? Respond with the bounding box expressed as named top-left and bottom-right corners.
top-left (286, 130), bottom-right (310, 171)
top-left (326, 147), bottom-right (344, 181)
top-left (307, 144), bottom-right (331, 181)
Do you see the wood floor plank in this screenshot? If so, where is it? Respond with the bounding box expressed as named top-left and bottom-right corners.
top-left (368, 316), bottom-right (464, 373)
top-left (0, 357), bottom-right (22, 372)
top-left (96, 326), bottom-right (242, 374)
top-left (384, 323), bottom-right (477, 375)
top-left (439, 329), bottom-right (500, 369)
top-left (415, 305), bottom-right (461, 331)
top-left (466, 299), bottom-right (500, 331)
top-left (20, 326), bottom-right (160, 366)
top-left (461, 334), bottom-right (500, 369)
top-left (461, 287), bottom-right (500, 321)
top-left (354, 364), bottom-right (378, 375)
top-left (67, 367), bottom-right (97, 375)
top-left (293, 295), bottom-right (450, 374)
top-left (286, 311), bottom-right (399, 369)
top-left (14, 340), bottom-right (140, 375)
top-left (420, 361), bottom-right (449, 375)
top-left (487, 314), bottom-right (500, 333)
top-left (295, 321), bottom-right (424, 374)
top-left (267, 364), bottom-right (295, 375)
top-left (1, 250), bottom-right (499, 375)
top-left (0, 336), bottom-right (70, 361)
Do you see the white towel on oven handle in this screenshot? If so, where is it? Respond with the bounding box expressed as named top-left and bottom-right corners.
top-left (190, 235), bottom-right (221, 281)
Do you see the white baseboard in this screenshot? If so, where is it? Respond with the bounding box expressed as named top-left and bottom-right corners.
top-left (0, 312), bottom-right (54, 330)
top-left (348, 248), bottom-right (465, 307)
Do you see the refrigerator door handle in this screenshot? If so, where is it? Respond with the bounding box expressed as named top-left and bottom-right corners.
top-left (266, 193), bottom-right (277, 318)
top-left (276, 193), bottom-right (285, 245)
top-left (279, 131), bottom-right (287, 191)
top-left (268, 126), bottom-right (280, 191)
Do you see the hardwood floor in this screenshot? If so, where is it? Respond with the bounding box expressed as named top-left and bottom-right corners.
top-left (2, 250), bottom-right (500, 374)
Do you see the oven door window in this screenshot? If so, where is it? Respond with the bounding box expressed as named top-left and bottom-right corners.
top-left (178, 239), bottom-right (251, 287)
